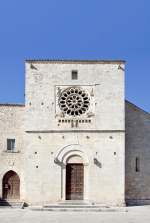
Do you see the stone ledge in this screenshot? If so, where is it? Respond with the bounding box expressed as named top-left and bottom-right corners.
top-left (3, 150), bottom-right (19, 153)
top-left (25, 130), bottom-right (125, 133)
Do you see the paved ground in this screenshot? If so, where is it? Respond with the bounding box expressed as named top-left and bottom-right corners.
top-left (0, 206), bottom-right (150, 223)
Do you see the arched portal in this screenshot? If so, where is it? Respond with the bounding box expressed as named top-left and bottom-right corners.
top-left (66, 155), bottom-right (84, 200)
top-left (3, 170), bottom-right (20, 199)
top-left (56, 144), bottom-right (92, 201)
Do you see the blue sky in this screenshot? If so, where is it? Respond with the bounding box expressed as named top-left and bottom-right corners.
top-left (0, 0), bottom-right (150, 113)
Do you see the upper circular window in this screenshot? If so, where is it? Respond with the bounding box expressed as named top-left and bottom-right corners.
top-left (59, 87), bottom-right (90, 117)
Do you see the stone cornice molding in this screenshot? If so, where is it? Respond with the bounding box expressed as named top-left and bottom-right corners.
top-left (25, 130), bottom-right (125, 133)
top-left (25, 59), bottom-right (126, 64)
top-left (0, 104), bottom-right (25, 107)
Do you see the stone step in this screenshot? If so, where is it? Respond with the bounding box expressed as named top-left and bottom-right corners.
top-left (58, 203), bottom-right (92, 205)
top-left (60, 200), bottom-right (87, 202)
top-left (0, 201), bottom-right (24, 203)
top-left (0, 203), bottom-right (24, 206)
top-left (0, 199), bottom-right (24, 209)
top-left (0, 206), bottom-right (23, 209)
top-left (43, 205), bottom-right (108, 208)
top-left (30, 207), bottom-right (127, 212)
top-left (59, 200), bottom-right (89, 202)
top-left (58, 200), bottom-right (92, 205)
top-left (0, 199), bottom-right (22, 202)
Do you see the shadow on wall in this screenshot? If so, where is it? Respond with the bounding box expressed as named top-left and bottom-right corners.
top-left (54, 157), bottom-right (102, 168)
top-left (95, 159), bottom-right (102, 168)
top-left (54, 158), bottom-right (62, 167)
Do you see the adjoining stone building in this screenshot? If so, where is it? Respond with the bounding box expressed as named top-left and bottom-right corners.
top-left (0, 60), bottom-right (149, 206)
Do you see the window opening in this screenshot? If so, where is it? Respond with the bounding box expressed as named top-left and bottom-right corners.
top-left (72, 71), bottom-right (78, 80)
top-left (7, 139), bottom-right (15, 151)
top-left (136, 157), bottom-right (140, 172)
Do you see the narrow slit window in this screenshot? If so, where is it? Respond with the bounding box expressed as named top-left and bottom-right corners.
top-left (72, 71), bottom-right (78, 80)
top-left (136, 157), bottom-right (140, 172)
top-left (7, 139), bottom-right (15, 151)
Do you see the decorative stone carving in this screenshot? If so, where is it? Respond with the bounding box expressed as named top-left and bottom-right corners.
top-left (55, 112), bottom-right (65, 118)
top-left (59, 87), bottom-right (90, 117)
top-left (90, 88), bottom-right (94, 96)
top-left (87, 112), bottom-right (95, 118)
top-left (57, 87), bottom-right (61, 97)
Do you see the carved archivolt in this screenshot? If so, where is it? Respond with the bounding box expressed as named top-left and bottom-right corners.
top-left (59, 87), bottom-right (90, 117)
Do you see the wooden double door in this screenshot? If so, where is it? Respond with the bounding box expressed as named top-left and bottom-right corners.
top-left (3, 171), bottom-right (20, 199)
top-left (66, 164), bottom-right (84, 200)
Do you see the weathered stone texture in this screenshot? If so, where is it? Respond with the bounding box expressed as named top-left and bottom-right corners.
top-left (25, 132), bottom-right (125, 205)
top-left (125, 101), bottom-right (150, 203)
top-left (1, 61), bottom-right (150, 206)
top-left (0, 105), bottom-right (25, 200)
top-left (25, 61), bottom-right (125, 206)
top-left (25, 62), bottom-right (125, 131)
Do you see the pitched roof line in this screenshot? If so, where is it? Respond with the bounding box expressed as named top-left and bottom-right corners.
top-left (125, 100), bottom-right (150, 116)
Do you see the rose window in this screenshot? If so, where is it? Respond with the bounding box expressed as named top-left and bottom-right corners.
top-left (59, 88), bottom-right (90, 116)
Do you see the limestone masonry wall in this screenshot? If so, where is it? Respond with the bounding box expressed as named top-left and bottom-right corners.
top-left (25, 61), bottom-right (125, 206)
top-left (0, 105), bottom-right (25, 200)
top-left (25, 62), bottom-right (125, 131)
top-left (1, 61), bottom-right (150, 206)
top-left (125, 101), bottom-right (150, 205)
top-left (25, 131), bottom-right (125, 205)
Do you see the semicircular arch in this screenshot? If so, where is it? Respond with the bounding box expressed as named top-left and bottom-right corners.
top-left (57, 144), bottom-right (93, 165)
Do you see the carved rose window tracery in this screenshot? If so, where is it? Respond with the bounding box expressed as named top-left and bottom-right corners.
top-left (59, 87), bottom-right (90, 117)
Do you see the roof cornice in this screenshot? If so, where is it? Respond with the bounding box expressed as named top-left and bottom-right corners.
top-left (25, 59), bottom-right (126, 63)
top-left (0, 104), bottom-right (25, 107)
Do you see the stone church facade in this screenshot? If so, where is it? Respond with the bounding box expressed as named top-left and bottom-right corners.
top-left (0, 60), bottom-right (149, 206)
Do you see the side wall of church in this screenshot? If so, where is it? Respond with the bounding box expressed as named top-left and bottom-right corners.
top-left (125, 101), bottom-right (150, 205)
top-left (0, 105), bottom-right (25, 200)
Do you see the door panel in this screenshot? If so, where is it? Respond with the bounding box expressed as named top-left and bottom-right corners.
top-left (3, 171), bottom-right (20, 199)
top-left (66, 164), bottom-right (84, 200)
